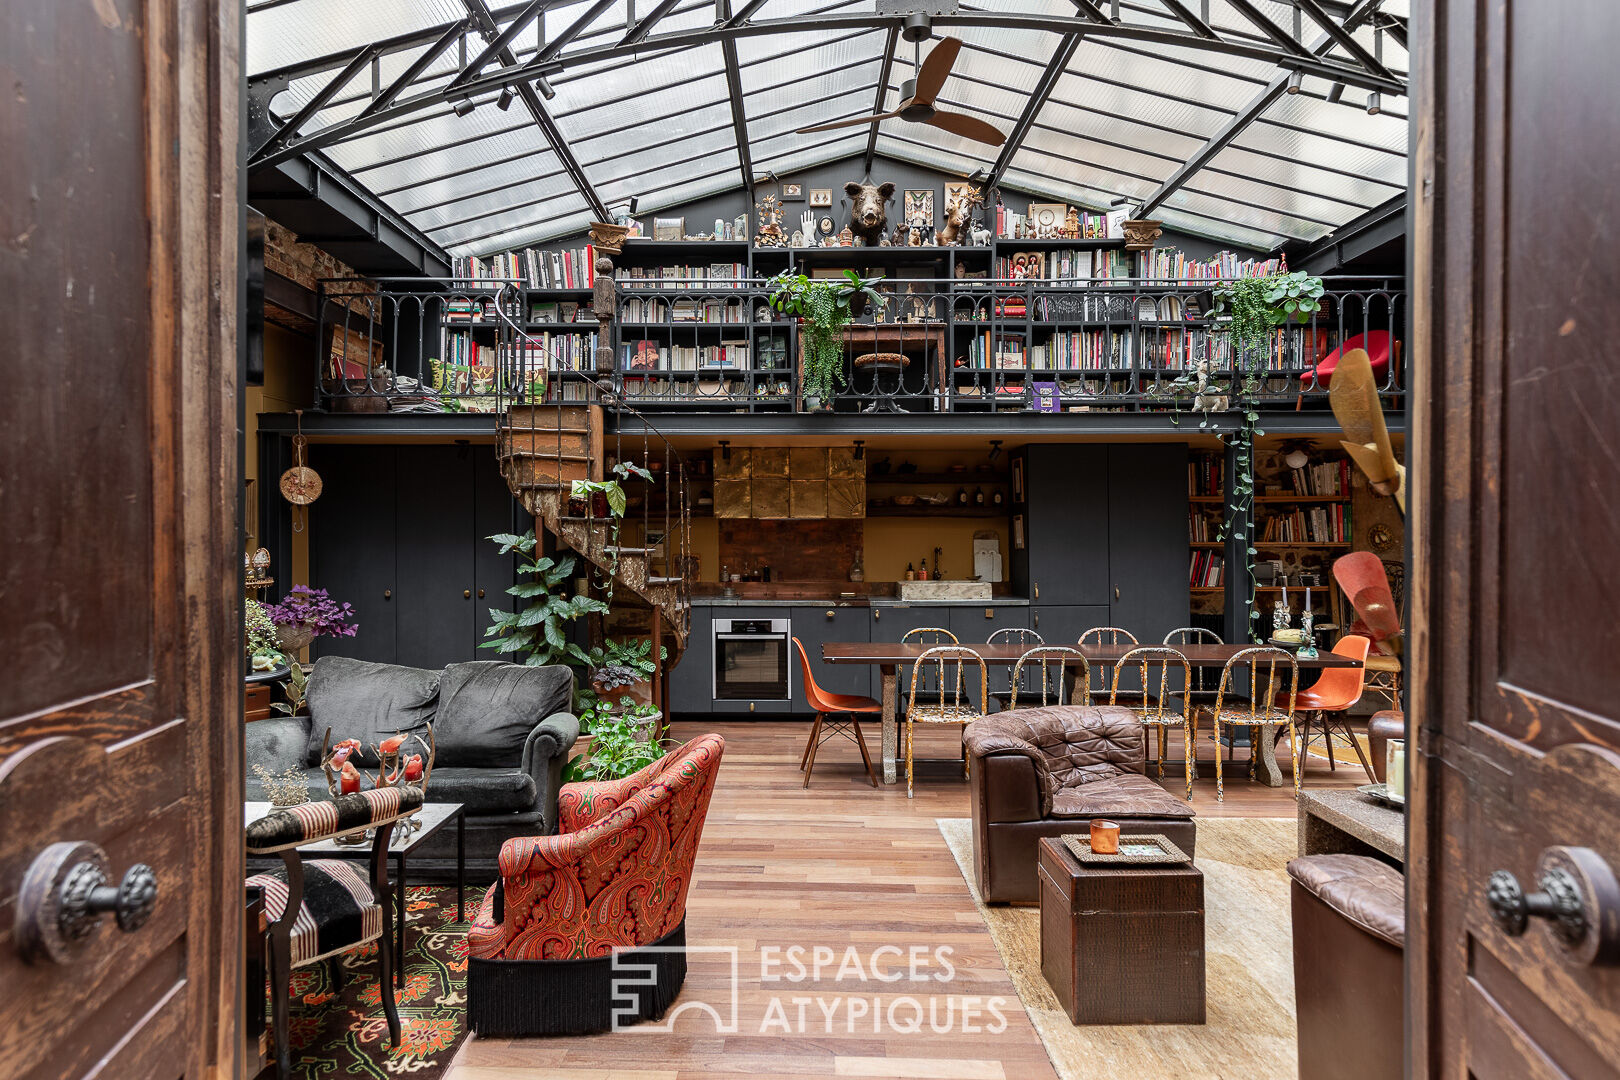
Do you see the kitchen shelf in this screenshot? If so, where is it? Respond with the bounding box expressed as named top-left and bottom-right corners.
top-left (866, 505), bottom-right (1007, 517)
top-left (868, 471), bottom-right (1008, 484)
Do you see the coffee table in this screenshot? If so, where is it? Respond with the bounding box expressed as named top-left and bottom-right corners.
top-left (246, 800), bottom-right (465, 985)
top-left (1037, 835), bottom-right (1205, 1025)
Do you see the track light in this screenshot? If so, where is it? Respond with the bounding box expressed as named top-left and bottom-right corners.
top-left (854, 440), bottom-right (864, 461)
top-left (988, 439), bottom-right (1002, 463)
top-left (1366, 92), bottom-right (1381, 115)
top-left (497, 86), bottom-right (514, 111)
top-left (720, 440), bottom-right (730, 461)
top-left (1326, 82), bottom-right (1345, 104)
top-left (536, 76), bottom-right (557, 101)
top-left (452, 96), bottom-right (476, 117)
top-left (1286, 71), bottom-right (1302, 94)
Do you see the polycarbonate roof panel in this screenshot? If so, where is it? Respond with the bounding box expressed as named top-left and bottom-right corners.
top-left (247, 0), bottom-right (1410, 255)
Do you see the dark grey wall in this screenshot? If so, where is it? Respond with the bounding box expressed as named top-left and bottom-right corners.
top-left (530, 154), bottom-right (1258, 262)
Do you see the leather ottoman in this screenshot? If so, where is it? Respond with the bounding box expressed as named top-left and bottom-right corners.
top-left (1038, 836), bottom-right (1205, 1025)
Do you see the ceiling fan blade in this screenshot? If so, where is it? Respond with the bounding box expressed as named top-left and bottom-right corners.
top-left (924, 109), bottom-right (1006, 146)
top-left (1329, 346), bottom-right (1403, 509)
top-left (795, 110), bottom-right (903, 134)
top-left (912, 35), bottom-right (962, 105)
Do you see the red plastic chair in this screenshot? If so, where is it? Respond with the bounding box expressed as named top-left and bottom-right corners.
top-left (1304, 330), bottom-right (1391, 389)
top-left (1275, 634), bottom-right (1374, 780)
top-left (793, 637), bottom-right (880, 788)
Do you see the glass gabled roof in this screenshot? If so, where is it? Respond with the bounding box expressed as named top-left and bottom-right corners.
top-left (247, 0), bottom-right (1409, 257)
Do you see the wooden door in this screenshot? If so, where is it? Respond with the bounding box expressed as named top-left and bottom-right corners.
top-left (1410, 1), bottom-right (1620, 1074)
top-left (0, 1), bottom-right (240, 1077)
top-left (396, 445), bottom-right (477, 669)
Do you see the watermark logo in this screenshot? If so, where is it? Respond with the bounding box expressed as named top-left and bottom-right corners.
top-left (609, 943), bottom-right (1009, 1036)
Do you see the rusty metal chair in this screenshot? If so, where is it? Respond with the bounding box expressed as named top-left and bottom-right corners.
top-left (904, 645), bottom-right (988, 799)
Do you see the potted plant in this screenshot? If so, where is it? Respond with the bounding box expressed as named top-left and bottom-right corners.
top-left (765, 268), bottom-right (887, 410)
top-left (245, 597), bottom-right (287, 675)
top-left (264, 585), bottom-right (359, 653)
top-left (480, 530), bottom-right (609, 667)
top-left (1211, 270), bottom-right (1326, 358)
top-left (566, 699), bottom-right (671, 782)
top-left (586, 636), bottom-right (666, 704)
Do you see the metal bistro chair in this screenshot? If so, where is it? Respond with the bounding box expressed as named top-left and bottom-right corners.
top-left (1080, 626), bottom-right (1140, 705)
top-left (1111, 646), bottom-right (1196, 801)
top-left (1009, 645), bottom-right (1089, 709)
top-left (904, 645), bottom-right (988, 799)
top-left (988, 626), bottom-right (1044, 709)
top-left (901, 626), bottom-right (961, 763)
top-left (1211, 647), bottom-right (1302, 802)
top-left (1164, 626), bottom-right (1225, 760)
top-left (792, 637), bottom-right (880, 788)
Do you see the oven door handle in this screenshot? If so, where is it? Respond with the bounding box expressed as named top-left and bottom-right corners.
top-left (715, 633), bottom-right (789, 641)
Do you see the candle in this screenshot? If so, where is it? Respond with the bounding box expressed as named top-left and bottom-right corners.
top-left (1387, 740), bottom-right (1406, 801)
top-left (339, 761), bottom-right (362, 794)
top-left (1090, 819), bottom-right (1121, 855)
top-left (1305, 586), bottom-right (1312, 610)
top-left (1282, 584), bottom-right (1289, 607)
top-left (403, 754), bottom-right (423, 781)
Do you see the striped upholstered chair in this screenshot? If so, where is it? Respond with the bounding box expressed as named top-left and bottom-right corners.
top-left (466, 734), bottom-right (724, 1035)
top-left (245, 784), bottom-right (424, 1080)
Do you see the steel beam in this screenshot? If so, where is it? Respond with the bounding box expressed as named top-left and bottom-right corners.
top-left (1155, 0), bottom-right (1215, 39)
top-left (359, 22), bottom-right (467, 119)
top-left (863, 26), bottom-right (900, 176)
top-left (716, 0), bottom-right (755, 195)
top-left (251, 45), bottom-right (377, 160)
top-left (447, 0), bottom-right (547, 90)
top-left (622, 0), bottom-right (688, 45)
top-left (985, 31), bottom-right (1084, 192)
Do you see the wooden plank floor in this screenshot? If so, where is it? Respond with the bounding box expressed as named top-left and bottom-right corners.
top-left (446, 719), bottom-right (1365, 1080)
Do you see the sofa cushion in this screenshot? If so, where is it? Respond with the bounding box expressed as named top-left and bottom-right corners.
top-left (966, 705), bottom-right (1147, 815)
top-left (1287, 854), bottom-right (1406, 947)
top-left (1049, 773), bottom-right (1197, 820)
top-left (303, 656), bottom-right (441, 766)
top-left (434, 661), bottom-right (574, 767)
top-left (419, 766), bottom-right (538, 814)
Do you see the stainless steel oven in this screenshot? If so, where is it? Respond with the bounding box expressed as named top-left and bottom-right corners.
top-left (713, 618), bottom-right (792, 702)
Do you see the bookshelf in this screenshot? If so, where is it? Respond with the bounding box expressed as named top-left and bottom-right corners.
top-left (1187, 449), bottom-right (1226, 623)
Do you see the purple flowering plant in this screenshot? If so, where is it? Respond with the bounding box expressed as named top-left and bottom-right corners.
top-left (265, 585), bottom-right (359, 639)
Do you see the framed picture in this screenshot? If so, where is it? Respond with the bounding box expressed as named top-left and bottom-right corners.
top-left (945, 181), bottom-right (977, 205)
top-left (780, 182), bottom-right (805, 202)
top-left (1012, 456), bottom-right (1025, 502)
top-left (1028, 202), bottom-right (1067, 232)
top-left (818, 216), bottom-right (835, 235)
top-left (809, 187), bottom-right (833, 207)
top-left (1012, 514), bottom-right (1026, 550)
top-left (652, 216), bottom-right (685, 241)
top-left (903, 188), bottom-right (935, 227)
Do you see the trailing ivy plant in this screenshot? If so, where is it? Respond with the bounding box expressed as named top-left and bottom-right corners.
top-left (480, 530), bottom-right (608, 667)
top-left (1211, 270), bottom-right (1325, 360)
top-left (765, 268), bottom-right (887, 408)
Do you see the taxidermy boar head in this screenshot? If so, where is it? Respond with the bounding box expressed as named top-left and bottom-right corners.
top-left (845, 181), bottom-right (895, 244)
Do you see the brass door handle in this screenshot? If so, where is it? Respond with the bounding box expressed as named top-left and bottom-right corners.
top-left (384, 589), bottom-right (392, 600)
top-left (16, 842), bottom-right (158, 965)
top-left (478, 588), bottom-right (486, 599)
top-left (1115, 586), bottom-right (1121, 601)
top-left (826, 610), bottom-right (835, 618)
top-left (1487, 846), bottom-right (1620, 966)
top-left (464, 589), bottom-right (472, 599)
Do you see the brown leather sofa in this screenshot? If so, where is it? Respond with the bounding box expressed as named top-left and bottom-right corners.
top-left (1287, 854), bottom-right (1405, 1080)
top-left (965, 705), bottom-right (1197, 904)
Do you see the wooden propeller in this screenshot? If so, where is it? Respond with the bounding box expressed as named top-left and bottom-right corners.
top-left (1329, 347), bottom-right (1405, 513)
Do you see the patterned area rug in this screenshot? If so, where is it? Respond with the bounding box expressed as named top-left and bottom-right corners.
top-left (937, 817), bottom-right (1299, 1080)
top-left (279, 884), bottom-right (472, 1079)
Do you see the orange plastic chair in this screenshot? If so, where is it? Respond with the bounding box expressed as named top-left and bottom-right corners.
top-left (1276, 634), bottom-right (1373, 781)
top-left (792, 637), bottom-right (880, 788)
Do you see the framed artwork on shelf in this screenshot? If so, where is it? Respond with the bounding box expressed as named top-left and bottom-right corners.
top-left (653, 217), bottom-right (685, 241)
top-left (781, 182), bottom-right (805, 201)
top-left (1028, 202), bottom-right (1067, 233)
top-left (903, 189), bottom-right (935, 227)
top-left (810, 187), bottom-right (833, 207)
top-left (1012, 514), bottom-right (1026, 550)
top-left (945, 181), bottom-right (977, 205)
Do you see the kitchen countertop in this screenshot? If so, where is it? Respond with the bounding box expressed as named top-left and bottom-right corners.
top-left (691, 595), bottom-right (1028, 607)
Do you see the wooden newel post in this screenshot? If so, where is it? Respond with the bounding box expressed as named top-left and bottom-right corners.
top-left (588, 222), bottom-right (628, 381)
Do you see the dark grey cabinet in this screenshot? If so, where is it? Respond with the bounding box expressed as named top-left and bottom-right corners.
top-left (946, 604), bottom-right (1031, 644)
top-left (307, 443), bottom-right (520, 670)
top-left (1107, 444), bottom-right (1190, 644)
top-left (1015, 445), bottom-right (1110, 606)
top-left (668, 607), bottom-right (713, 720)
top-left (790, 607), bottom-right (872, 711)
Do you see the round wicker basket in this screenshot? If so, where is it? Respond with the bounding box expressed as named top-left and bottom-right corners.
top-left (852, 352), bottom-right (909, 370)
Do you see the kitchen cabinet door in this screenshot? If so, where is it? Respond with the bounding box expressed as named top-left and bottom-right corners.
top-left (395, 445), bottom-right (477, 670)
top-left (668, 607), bottom-right (714, 719)
top-left (791, 607), bottom-right (872, 711)
top-left (1020, 444), bottom-right (1110, 606)
top-left (308, 444), bottom-right (399, 665)
top-left (1107, 443), bottom-right (1190, 645)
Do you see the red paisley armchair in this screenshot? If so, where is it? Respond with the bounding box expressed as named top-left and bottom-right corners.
top-left (466, 733), bottom-right (724, 1035)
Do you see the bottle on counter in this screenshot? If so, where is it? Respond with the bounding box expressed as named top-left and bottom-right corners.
top-left (919, 558), bottom-right (930, 581)
top-left (850, 550), bottom-right (865, 582)
top-left (906, 562), bottom-right (915, 581)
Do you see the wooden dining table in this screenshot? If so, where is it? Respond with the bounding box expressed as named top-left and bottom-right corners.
top-left (821, 641), bottom-right (1363, 786)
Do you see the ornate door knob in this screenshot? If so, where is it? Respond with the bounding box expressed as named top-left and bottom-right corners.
top-left (15, 841), bottom-right (159, 965)
top-left (1486, 845), bottom-right (1620, 966)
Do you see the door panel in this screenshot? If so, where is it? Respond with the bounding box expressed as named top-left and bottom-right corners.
top-left (396, 445), bottom-right (476, 670)
top-left (309, 445), bottom-right (399, 664)
top-left (1413, 0), bottom-right (1620, 1073)
top-left (0, 0), bottom-right (239, 1074)
top-left (791, 608), bottom-right (872, 711)
top-left (1024, 445), bottom-right (1110, 606)
top-left (669, 608), bottom-right (714, 717)
top-left (1107, 444), bottom-right (1189, 644)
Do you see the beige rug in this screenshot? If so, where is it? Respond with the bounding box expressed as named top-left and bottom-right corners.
top-left (937, 817), bottom-right (1298, 1080)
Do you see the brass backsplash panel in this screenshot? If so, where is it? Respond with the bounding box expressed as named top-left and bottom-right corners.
top-left (712, 445), bottom-right (865, 519)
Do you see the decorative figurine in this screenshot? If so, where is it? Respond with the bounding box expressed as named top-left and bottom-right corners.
top-left (754, 195), bottom-right (786, 247)
top-left (1298, 602), bottom-right (1320, 659)
top-left (969, 223), bottom-right (992, 246)
top-left (1272, 594), bottom-right (1292, 639)
top-left (937, 187), bottom-right (983, 246)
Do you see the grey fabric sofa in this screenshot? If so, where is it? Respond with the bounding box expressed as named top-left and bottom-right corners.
top-left (245, 656), bottom-right (579, 878)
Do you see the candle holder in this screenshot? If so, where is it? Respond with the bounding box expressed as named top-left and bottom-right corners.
top-left (1298, 605), bottom-right (1320, 659)
top-left (1271, 597), bottom-right (1292, 639)
top-left (1089, 819), bottom-right (1121, 855)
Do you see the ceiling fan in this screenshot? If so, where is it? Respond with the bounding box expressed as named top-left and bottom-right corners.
top-left (794, 22), bottom-right (1006, 147)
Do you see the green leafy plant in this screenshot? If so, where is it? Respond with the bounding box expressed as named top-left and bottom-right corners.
top-left (272, 663), bottom-right (309, 717)
top-left (565, 699), bottom-right (671, 782)
top-left (568, 461), bottom-right (653, 608)
top-left (1211, 270), bottom-right (1324, 357)
top-left (245, 598), bottom-right (287, 671)
top-left (766, 268), bottom-right (887, 408)
top-left (480, 530), bottom-right (608, 667)
top-left (587, 637), bottom-right (665, 685)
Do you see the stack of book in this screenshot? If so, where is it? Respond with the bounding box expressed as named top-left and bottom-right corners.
top-left (615, 263), bottom-right (747, 287)
top-left (1287, 459), bottom-right (1352, 496)
top-left (1259, 504), bottom-right (1352, 544)
top-left (1138, 248), bottom-right (1284, 281)
top-left (1189, 550), bottom-right (1225, 587)
top-left (1188, 454), bottom-right (1225, 497)
top-left (620, 340), bottom-right (751, 370)
top-left (452, 246), bottom-right (597, 289)
top-left (1023, 330), bottom-right (1134, 371)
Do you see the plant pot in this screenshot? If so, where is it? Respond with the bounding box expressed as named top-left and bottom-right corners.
top-left (849, 293), bottom-right (867, 318)
top-left (275, 625), bottom-right (317, 653)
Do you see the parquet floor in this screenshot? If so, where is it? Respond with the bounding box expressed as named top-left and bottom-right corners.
top-left (446, 719), bottom-right (1363, 1080)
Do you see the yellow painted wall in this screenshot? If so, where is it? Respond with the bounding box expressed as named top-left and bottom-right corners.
top-left (248, 322), bottom-right (314, 586)
top-left (860, 516), bottom-right (1009, 582)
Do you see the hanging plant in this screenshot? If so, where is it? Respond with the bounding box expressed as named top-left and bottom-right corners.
top-left (1211, 270), bottom-right (1325, 358)
top-left (766, 269), bottom-right (886, 409)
